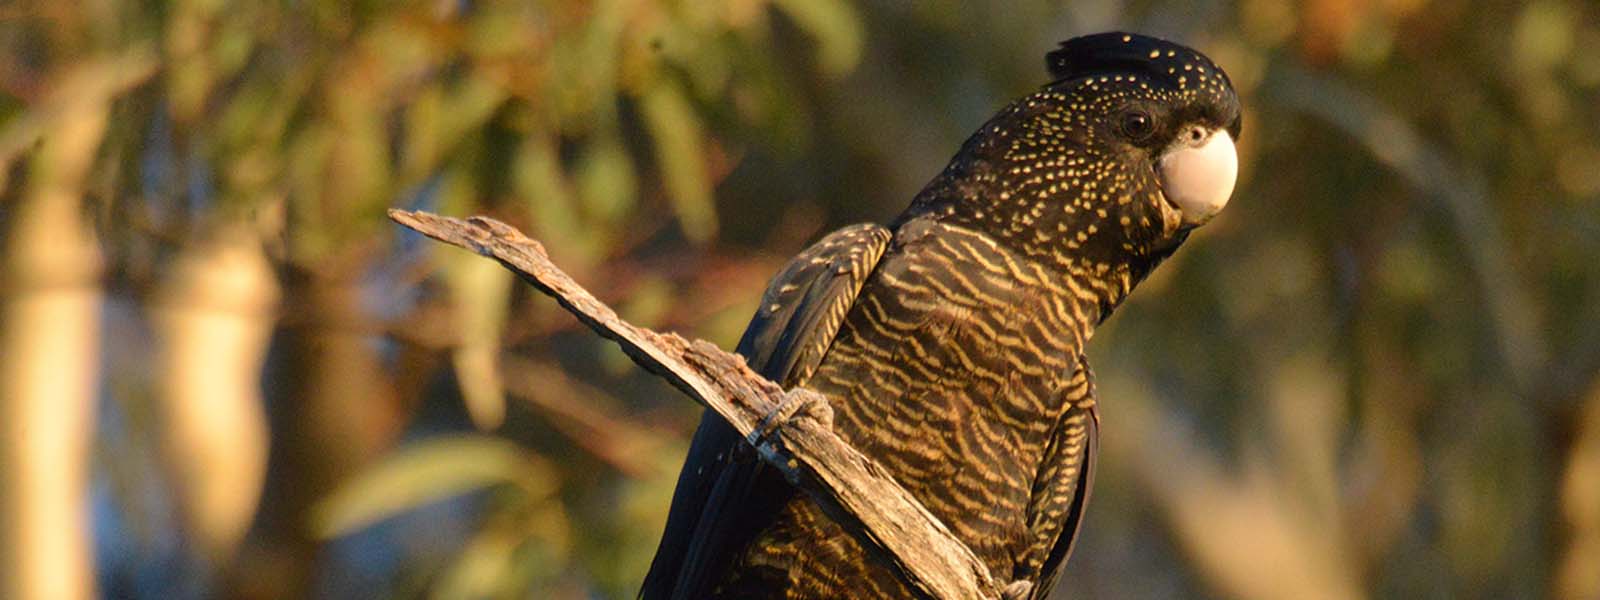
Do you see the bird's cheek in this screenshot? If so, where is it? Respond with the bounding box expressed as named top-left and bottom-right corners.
top-left (1157, 130), bottom-right (1237, 227)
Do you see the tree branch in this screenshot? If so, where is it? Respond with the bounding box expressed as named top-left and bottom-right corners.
top-left (388, 209), bottom-right (1001, 600)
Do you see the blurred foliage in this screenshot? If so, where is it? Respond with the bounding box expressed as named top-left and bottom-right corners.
top-left (3, 0), bottom-right (1600, 599)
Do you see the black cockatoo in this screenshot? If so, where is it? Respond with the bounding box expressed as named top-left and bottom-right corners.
top-left (642, 32), bottom-right (1242, 599)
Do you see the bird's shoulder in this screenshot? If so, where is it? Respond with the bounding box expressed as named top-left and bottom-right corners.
top-left (738, 223), bottom-right (894, 384)
top-left (639, 222), bottom-right (893, 600)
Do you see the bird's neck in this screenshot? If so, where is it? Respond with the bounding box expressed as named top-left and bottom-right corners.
top-left (887, 217), bottom-right (1126, 369)
top-left (895, 191), bottom-right (1165, 330)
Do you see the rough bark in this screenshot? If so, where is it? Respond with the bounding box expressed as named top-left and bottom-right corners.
top-left (388, 209), bottom-right (1002, 600)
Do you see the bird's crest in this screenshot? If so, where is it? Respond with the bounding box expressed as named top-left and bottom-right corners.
top-left (1046, 32), bottom-right (1230, 92)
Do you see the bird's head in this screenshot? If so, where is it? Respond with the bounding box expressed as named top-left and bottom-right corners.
top-left (903, 32), bottom-right (1241, 299)
top-left (1045, 32), bottom-right (1242, 232)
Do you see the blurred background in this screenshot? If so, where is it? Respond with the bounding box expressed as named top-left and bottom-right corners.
top-left (3, 1), bottom-right (1598, 598)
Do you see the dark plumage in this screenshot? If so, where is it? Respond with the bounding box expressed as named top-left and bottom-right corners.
top-left (643, 32), bottom-right (1242, 599)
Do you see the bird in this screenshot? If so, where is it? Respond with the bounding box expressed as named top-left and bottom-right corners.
top-left (641, 32), bottom-right (1242, 600)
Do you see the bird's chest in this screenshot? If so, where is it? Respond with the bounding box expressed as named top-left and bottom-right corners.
top-left (802, 226), bottom-right (1085, 570)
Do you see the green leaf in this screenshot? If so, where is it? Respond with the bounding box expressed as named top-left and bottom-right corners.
top-left (638, 77), bottom-right (717, 243)
top-left (310, 435), bottom-right (555, 539)
top-left (515, 134), bottom-right (607, 268)
top-left (770, 0), bottom-right (864, 77)
top-left (431, 499), bottom-right (574, 599)
top-left (445, 245), bottom-right (514, 430)
top-left (575, 129), bottom-right (638, 227)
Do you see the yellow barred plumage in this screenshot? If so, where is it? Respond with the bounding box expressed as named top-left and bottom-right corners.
top-left (712, 221), bottom-right (1100, 599)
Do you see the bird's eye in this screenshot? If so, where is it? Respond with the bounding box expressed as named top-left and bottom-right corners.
top-left (1120, 111), bottom-right (1155, 142)
top-left (1186, 126), bottom-right (1207, 144)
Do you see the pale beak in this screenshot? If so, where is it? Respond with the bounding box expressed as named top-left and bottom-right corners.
top-left (1157, 129), bottom-right (1237, 227)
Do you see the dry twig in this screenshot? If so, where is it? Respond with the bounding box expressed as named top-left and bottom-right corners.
top-left (388, 209), bottom-right (1001, 600)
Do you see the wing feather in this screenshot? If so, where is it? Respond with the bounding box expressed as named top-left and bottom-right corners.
top-left (640, 223), bottom-right (892, 599)
top-left (1027, 360), bottom-right (1099, 600)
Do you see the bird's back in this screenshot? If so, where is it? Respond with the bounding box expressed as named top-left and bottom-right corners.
top-left (707, 217), bottom-right (1097, 599)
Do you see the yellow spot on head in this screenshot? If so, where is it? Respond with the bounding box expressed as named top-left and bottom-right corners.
top-left (1122, 35), bottom-right (1132, 42)
top-left (1148, 50), bottom-right (1160, 59)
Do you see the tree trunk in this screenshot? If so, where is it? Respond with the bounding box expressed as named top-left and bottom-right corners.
top-left (152, 228), bottom-right (278, 565)
top-left (0, 104), bottom-right (107, 600)
top-left (233, 264), bottom-right (402, 599)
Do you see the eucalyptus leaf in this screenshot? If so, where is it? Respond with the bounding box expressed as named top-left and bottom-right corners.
top-left (445, 245), bottom-right (514, 430)
top-left (575, 130), bottom-right (638, 227)
top-left (638, 77), bottom-right (717, 243)
top-left (311, 435), bottom-right (555, 539)
top-left (771, 0), bottom-right (864, 76)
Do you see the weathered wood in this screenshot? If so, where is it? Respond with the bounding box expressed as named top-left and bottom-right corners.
top-left (388, 209), bottom-right (1001, 600)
